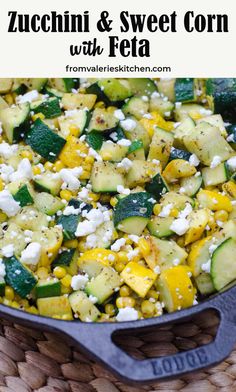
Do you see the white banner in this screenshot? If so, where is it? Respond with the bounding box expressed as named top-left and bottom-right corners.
top-left (0, 0), bottom-right (235, 77)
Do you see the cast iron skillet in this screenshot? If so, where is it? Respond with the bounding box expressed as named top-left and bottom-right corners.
top-left (1, 284), bottom-right (236, 384)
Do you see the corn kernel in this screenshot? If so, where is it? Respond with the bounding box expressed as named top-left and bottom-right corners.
top-left (32, 113), bottom-right (45, 121)
top-left (3, 298), bottom-right (12, 306)
top-left (95, 101), bottom-right (105, 109)
top-left (208, 215), bottom-right (217, 230)
top-left (146, 168), bottom-right (155, 177)
top-left (44, 161), bottom-right (53, 170)
top-left (61, 286), bottom-right (72, 295)
top-left (69, 125), bottom-right (80, 137)
top-left (119, 285), bottom-right (131, 297)
top-left (27, 306), bottom-right (39, 315)
top-left (36, 267), bottom-right (49, 279)
top-left (91, 201), bottom-right (97, 208)
top-left (122, 234), bottom-right (131, 245)
top-left (118, 251), bottom-right (128, 264)
top-left (89, 192), bottom-right (100, 201)
top-left (147, 289), bottom-right (159, 299)
top-left (53, 266), bottom-right (67, 279)
top-left (0, 212), bottom-right (7, 223)
top-left (21, 150), bottom-right (33, 161)
top-left (112, 230), bottom-right (119, 240)
top-left (214, 210), bottom-right (229, 222)
top-left (0, 179), bottom-right (4, 191)
top-left (110, 197), bottom-right (118, 207)
top-left (33, 166), bottom-right (41, 175)
top-left (116, 297), bottom-right (136, 308)
top-left (169, 208), bottom-right (179, 218)
top-left (19, 299), bottom-right (29, 308)
top-left (53, 160), bottom-right (65, 172)
top-left (78, 240), bottom-right (86, 252)
top-left (138, 238), bottom-right (151, 257)
top-left (105, 304), bottom-right (115, 315)
top-left (85, 156), bottom-right (94, 164)
top-left (101, 152), bottom-right (112, 161)
top-left (60, 190), bottom-right (73, 201)
top-left (99, 194), bottom-right (111, 204)
top-left (62, 313), bottom-right (73, 320)
top-left (11, 301), bottom-right (20, 309)
top-left (5, 286), bottom-right (14, 301)
top-left (5, 94), bottom-right (14, 105)
top-left (153, 204), bottom-right (162, 216)
top-left (64, 239), bottom-right (78, 248)
top-left (141, 300), bottom-right (155, 316)
top-left (61, 274), bottom-right (72, 287)
top-left (80, 170), bottom-right (91, 180)
top-left (177, 237), bottom-right (185, 247)
top-left (114, 262), bottom-right (125, 273)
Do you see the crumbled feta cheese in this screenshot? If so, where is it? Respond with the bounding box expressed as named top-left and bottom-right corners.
top-left (199, 108), bottom-right (213, 116)
top-left (173, 258), bottom-right (180, 266)
top-left (210, 156), bottom-right (222, 168)
top-left (9, 158), bottom-right (32, 182)
top-left (64, 109), bottom-right (79, 118)
top-left (114, 109), bottom-right (125, 121)
top-left (75, 208), bottom-right (105, 236)
top-left (154, 265), bottom-right (160, 274)
top-left (151, 91), bottom-right (160, 98)
top-left (117, 139), bottom-right (131, 147)
top-left (21, 242), bottom-right (41, 265)
top-left (158, 203), bottom-right (173, 218)
top-left (117, 158), bottom-right (133, 171)
top-left (178, 203), bottom-right (193, 219)
top-left (60, 167), bottom-right (82, 191)
top-left (2, 244), bottom-right (14, 258)
top-left (0, 143), bottom-right (18, 159)
top-left (128, 234), bottom-right (139, 244)
top-left (189, 154), bottom-right (200, 167)
top-left (63, 206), bottom-right (80, 216)
top-left (0, 164), bottom-right (14, 183)
top-left (170, 218), bottom-right (190, 236)
top-left (78, 187), bottom-right (89, 201)
top-left (116, 307), bottom-right (139, 322)
top-left (127, 248), bottom-right (139, 261)
top-left (209, 243), bottom-right (218, 255)
top-left (85, 234), bottom-right (98, 249)
top-left (16, 90), bottom-right (39, 104)
top-left (227, 134), bottom-right (235, 142)
top-left (142, 113), bottom-right (153, 119)
top-left (71, 274), bottom-right (89, 290)
top-left (88, 295), bottom-right (98, 304)
top-left (148, 197), bottom-right (156, 204)
top-left (175, 102), bottom-right (182, 109)
top-left (227, 156), bottom-right (236, 171)
top-left (111, 238), bottom-right (126, 252)
top-left (201, 259), bottom-right (211, 273)
top-left (109, 132), bottom-right (118, 142)
top-left (108, 254), bottom-right (115, 262)
top-left (88, 148), bottom-right (102, 161)
top-left (120, 119), bottom-right (136, 132)
top-left (0, 190), bottom-right (20, 217)
top-left (116, 185), bottom-right (130, 195)
top-left (0, 259), bottom-right (5, 279)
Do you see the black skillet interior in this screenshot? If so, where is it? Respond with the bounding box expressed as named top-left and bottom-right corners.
top-left (1, 284), bottom-right (236, 384)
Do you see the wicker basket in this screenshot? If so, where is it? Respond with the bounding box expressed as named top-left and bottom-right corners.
top-left (0, 310), bottom-right (235, 391)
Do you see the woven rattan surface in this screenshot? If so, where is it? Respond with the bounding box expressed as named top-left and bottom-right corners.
top-left (0, 310), bottom-right (235, 392)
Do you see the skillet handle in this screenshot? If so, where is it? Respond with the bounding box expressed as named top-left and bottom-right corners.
top-left (61, 290), bottom-right (236, 384)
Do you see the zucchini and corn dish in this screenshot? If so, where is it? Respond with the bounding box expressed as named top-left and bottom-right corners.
top-left (0, 77), bottom-right (235, 322)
